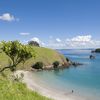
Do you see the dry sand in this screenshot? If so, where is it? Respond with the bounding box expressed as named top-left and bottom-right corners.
top-left (14, 70), bottom-right (86, 100)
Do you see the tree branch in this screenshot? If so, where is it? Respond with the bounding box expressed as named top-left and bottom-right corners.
top-left (0, 66), bottom-right (10, 72)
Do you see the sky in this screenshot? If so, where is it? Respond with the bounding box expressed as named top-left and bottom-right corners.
top-left (0, 0), bottom-right (100, 49)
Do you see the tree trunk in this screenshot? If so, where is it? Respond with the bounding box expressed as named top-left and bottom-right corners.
top-left (0, 66), bottom-right (10, 72)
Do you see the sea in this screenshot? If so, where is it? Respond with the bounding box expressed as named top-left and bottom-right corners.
top-left (31, 49), bottom-right (100, 100)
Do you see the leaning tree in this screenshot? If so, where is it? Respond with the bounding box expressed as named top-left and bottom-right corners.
top-left (0, 41), bottom-right (35, 72)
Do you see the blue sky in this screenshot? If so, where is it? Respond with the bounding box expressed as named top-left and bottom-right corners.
top-left (0, 0), bottom-right (100, 48)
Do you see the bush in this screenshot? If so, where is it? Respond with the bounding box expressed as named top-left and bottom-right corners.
top-left (66, 57), bottom-right (70, 62)
top-left (28, 41), bottom-right (40, 47)
top-left (32, 62), bottom-right (43, 69)
top-left (53, 61), bottom-right (60, 69)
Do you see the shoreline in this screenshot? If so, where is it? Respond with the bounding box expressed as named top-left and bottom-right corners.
top-left (15, 70), bottom-right (86, 100)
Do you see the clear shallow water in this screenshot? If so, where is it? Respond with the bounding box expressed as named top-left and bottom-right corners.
top-left (31, 49), bottom-right (100, 100)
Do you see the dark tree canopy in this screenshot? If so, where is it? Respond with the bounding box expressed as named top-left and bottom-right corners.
top-left (28, 41), bottom-right (40, 47)
top-left (95, 48), bottom-right (100, 53)
top-left (53, 61), bottom-right (60, 69)
top-left (32, 62), bottom-right (43, 69)
top-left (0, 41), bottom-right (35, 72)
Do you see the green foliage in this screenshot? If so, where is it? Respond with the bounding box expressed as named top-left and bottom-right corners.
top-left (0, 41), bottom-right (35, 72)
top-left (0, 75), bottom-right (52, 100)
top-left (66, 57), bottom-right (70, 62)
top-left (28, 40), bottom-right (40, 47)
top-left (0, 44), bottom-right (67, 70)
top-left (95, 48), bottom-right (100, 53)
top-left (32, 62), bottom-right (43, 69)
top-left (53, 61), bottom-right (60, 68)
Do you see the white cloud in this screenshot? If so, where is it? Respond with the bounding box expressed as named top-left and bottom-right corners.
top-left (0, 13), bottom-right (18, 22)
top-left (21, 35), bottom-right (100, 49)
top-left (22, 37), bottom-right (45, 46)
top-left (30, 37), bottom-right (46, 47)
top-left (20, 32), bottom-right (30, 36)
top-left (71, 35), bottom-right (92, 42)
top-left (56, 38), bottom-right (61, 42)
top-left (65, 35), bottom-right (100, 48)
top-left (45, 35), bottom-right (100, 49)
top-left (31, 37), bottom-right (40, 43)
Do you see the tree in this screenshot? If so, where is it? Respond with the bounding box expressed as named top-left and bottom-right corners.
top-left (66, 57), bottom-right (70, 62)
top-left (53, 61), bottom-right (60, 69)
top-left (28, 41), bottom-right (40, 47)
top-left (32, 62), bottom-right (43, 69)
top-left (0, 41), bottom-right (35, 72)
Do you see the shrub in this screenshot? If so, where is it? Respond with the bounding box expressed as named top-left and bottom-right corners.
top-left (53, 61), bottom-right (60, 69)
top-left (32, 62), bottom-right (43, 69)
top-left (28, 40), bottom-right (40, 47)
top-left (66, 57), bottom-right (70, 62)
top-left (0, 41), bottom-right (34, 72)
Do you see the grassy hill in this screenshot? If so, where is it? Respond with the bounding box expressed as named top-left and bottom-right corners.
top-left (0, 43), bottom-right (68, 100)
top-left (0, 46), bottom-right (68, 70)
top-left (0, 72), bottom-right (52, 100)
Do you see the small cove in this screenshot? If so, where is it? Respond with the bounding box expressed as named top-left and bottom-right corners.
top-left (31, 49), bottom-right (100, 100)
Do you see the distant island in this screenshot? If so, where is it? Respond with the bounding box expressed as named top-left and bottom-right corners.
top-left (91, 48), bottom-right (100, 53)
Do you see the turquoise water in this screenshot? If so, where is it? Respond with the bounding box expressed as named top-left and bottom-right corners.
top-left (32, 49), bottom-right (100, 100)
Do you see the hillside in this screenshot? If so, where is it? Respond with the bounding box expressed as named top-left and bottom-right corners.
top-left (0, 46), bottom-right (68, 70)
top-left (0, 72), bottom-right (52, 100)
top-left (0, 44), bottom-right (68, 100)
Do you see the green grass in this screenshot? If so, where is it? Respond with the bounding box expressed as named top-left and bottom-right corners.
top-left (0, 52), bottom-right (10, 69)
top-left (0, 45), bottom-right (67, 100)
top-left (0, 73), bottom-right (52, 100)
top-left (24, 47), bottom-right (67, 68)
top-left (0, 46), bottom-right (67, 70)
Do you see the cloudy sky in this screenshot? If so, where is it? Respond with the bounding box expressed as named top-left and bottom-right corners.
top-left (0, 0), bottom-right (100, 49)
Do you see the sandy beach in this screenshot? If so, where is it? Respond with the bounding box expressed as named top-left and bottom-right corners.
top-left (14, 70), bottom-right (87, 100)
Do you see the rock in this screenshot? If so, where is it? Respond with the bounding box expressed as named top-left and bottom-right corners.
top-left (71, 62), bottom-right (83, 67)
top-left (91, 50), bottom-right (95, 53)
top-left (89, 55), bottom-right (95, 59)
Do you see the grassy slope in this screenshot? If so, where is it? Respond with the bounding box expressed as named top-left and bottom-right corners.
top-left (0, 46), bottom-right (66, 100)
top-left (0, 46), bottom-right (67, 70)
top-left (23, 47), bottom-right (67, 69)
top-left (0, 73), bottom-right (52, 100)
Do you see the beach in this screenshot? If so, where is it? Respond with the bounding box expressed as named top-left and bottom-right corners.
top-left (15, 70), bottom-right (86, 100)
top-left (14, 49), bottom-right (100, 100)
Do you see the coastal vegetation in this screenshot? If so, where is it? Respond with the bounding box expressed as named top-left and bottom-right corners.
top-left (0, 41), bottom-right (69, 71)
top-left (32, 61), bottom-right (43, 69)
top-left (0, 40), bottom-right (69, 100)
top-left (91, 48), bottom-right (100, 53)
top-left (95, 48), bottom-right (100, 53)
top-left (53, 61), bottom-right (60, 69)
top-left (0, 72), bottom-right (52, 100)
top-left (28, 40), bottom-right (40, 47)
top-left (0, 41), bottom-right (35, 72)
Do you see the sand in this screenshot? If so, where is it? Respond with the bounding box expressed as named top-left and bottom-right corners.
top-left (14, 70), bottom-right (86, 100)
